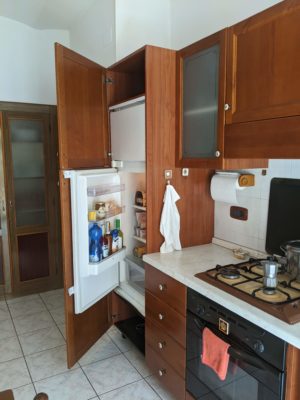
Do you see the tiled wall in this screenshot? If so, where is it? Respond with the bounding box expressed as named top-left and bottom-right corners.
top-left (214, 160), bottom-right (300, 253)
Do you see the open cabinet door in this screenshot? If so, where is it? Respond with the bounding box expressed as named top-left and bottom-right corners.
top-left (55, 44), bottom-right (111, 367)
top-left (55, 43), bottom-right (109, 169)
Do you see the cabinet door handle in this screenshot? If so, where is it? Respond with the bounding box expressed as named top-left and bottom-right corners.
top-left (224, 103), bottom-right (231, 111)
top-left (158, 368), bottom-right (166, 377)
top-left (158, 341), bottom-right (166, 349)
top-left (215, 150), bottom-right (221, 158)
top-left (158, 283), bottom-right (166, 291)
top-left (158, 313), bottom-right (165, 320)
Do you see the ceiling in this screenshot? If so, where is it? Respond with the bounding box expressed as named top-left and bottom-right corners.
top-left (0, 0), bottom-right (97, 29)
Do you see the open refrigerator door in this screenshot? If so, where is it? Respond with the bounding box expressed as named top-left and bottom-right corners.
top-left (65, 168), bottom-right (126, 314)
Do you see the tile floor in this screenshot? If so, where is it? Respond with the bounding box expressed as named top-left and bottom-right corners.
top-left (0, 290), bottom-right (176, 400)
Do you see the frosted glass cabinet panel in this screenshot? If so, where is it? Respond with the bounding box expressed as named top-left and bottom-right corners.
top-left (182, 44), bottom-right (219, 159)
top-left (177, 30), bottom-right (226, 168)
top-left (9, 119), bottom-right (46, 227)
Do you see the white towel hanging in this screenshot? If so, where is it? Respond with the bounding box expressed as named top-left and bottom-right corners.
top-left (160, 183), bottom-right (182, 253)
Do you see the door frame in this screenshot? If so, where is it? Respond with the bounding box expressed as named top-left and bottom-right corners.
top-left (0, 112), bottom-right (12, 293)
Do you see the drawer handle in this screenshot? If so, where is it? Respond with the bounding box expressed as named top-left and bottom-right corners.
top-left (158, 283), bottom-right (166, 291)
top-left (158, 341), bottom-right (166, 350)
top-left (158, 313), bottom-right (165, 320)
top-left (158, 368), bottom-right (166, 377)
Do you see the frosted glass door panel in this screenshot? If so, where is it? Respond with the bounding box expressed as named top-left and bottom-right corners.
top-left (9, 119), bottom-right (46, 227)
top-left (183, 44), bottom-right (219, 158)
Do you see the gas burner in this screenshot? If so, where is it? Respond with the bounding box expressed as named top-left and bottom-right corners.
top-left (219, 267), bottom-right (240, 280)
top-left (263, 287), bottom-right (276, 295)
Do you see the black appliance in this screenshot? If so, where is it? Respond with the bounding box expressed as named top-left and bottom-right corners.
top-left (266, 178), bottom-right (300, 256)
top-left (186, 288), bottom-right (287, 400)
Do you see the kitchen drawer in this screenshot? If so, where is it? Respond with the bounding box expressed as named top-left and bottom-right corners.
top-left (146, 344), bottom-right (186, 400)
top-left (145, 264), bottom-right (186, 315)
top-left (146, 318), bottom-right (185, 378)
top-left (146, 291), bottom-right (186, 347)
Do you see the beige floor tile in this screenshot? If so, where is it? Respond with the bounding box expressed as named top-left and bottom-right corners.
top-left (123, 348), bottom-right (151, 378)
top-left (0, 317), bottom-right (16, 340)
top-left (13, 383), bottom-right (36, 400)
top-left (14, 310), bottom-right (54, 335)
top-left (0, 335), bottom-right (22, 362)
top-left (99, 380), bottom-right (160, 400)
top-left (34, 368), bottom-right (96, 400)
top-left (26, 344), bottom-right (79, 381)
top-left (6, 294), bottom-right (40, 305)
top-left (83, 354), bottom-right (142, 395)
top-left (0, 357), bottom-right (31, 391)
top-left (8, 297), bottom-right (47, 319)
top-left (0, 302), bottom-right (10, 322)
top-left (79, 333), bottom-right (120, 366)
top-left (42, 292), bottom-right (64, 310)
top-left (19, 325), bottom-right (65, 356)
top-left (49, 305), bottom-right (65, 325)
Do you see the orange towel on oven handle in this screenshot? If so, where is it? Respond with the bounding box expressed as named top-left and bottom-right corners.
top-left (201, 327), bottom-right (230, 381)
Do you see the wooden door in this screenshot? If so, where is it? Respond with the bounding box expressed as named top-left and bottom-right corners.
top-left (55, 44), bottom-right (112, 367)
top-left (176, 30), bottom-right (227, 168)
top-left (55, 43), bottom-right (110, 169)
top-left (1, 108), bottom-right (61, 295)
top-left (226, 0), bottom-right (300, 125)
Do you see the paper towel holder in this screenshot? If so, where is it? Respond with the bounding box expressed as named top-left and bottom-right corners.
top-left (238, 174), bottom-right (255, 187)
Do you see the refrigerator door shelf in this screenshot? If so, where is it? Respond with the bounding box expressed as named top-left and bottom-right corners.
top-left (88, 248), bottom-right (126, 276)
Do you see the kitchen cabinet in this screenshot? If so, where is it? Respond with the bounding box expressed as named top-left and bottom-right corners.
top-left (0, 102), bottom-right (62, 295)
top-left (55, 44), bottom-right (214, 367)
top-left (145, 264), bottom-right (186, 400)
top-left (177, 30), bottom-right (267, 170)
top-left (225, 0), bottom-right (300, 159)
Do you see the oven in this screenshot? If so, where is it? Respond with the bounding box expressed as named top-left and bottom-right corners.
top-left (186, 288), bottom-right (287, 400)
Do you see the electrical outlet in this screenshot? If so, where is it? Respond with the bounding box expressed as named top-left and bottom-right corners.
top-left (182, 168), bottom-right (189, 177)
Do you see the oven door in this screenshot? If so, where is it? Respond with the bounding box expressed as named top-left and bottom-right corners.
top-left (186, 312), bottom-right (285, 400)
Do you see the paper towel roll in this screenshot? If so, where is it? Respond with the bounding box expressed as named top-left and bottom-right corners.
top-left (210, 173), bottom-right (245, 204)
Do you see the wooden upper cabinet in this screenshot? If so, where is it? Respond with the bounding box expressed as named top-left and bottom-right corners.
top-left (226, 0), bottom-right (300, 125)
top-left (225, 0), bottom-right (300, 159)
top-left (176, 30), bottom-right (227, 169)
top-left (55, 43), bottom-right (109, 169)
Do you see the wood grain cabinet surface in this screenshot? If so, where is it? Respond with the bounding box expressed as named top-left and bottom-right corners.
top-left (145, 265), bottom-right (187, 400)
top-left (225, 0), bottom-right (300, 159)
top-left (176, 30), bottom-right (267, 170)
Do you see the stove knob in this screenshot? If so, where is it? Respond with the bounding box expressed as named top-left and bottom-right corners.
top-left (253, 340), bottom-right (265, 353)
top-left (196, 305), bottom-right (206, 316)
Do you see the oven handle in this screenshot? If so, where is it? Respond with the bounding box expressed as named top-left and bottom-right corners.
top-left (193, 317), bottom-right (276, 374)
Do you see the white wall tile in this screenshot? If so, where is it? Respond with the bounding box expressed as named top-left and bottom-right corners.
top-left (214, 160), bottom-right (296, 253)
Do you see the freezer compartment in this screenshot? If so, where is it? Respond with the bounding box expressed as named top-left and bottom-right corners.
top-left (126, 255), bottom-right (145, 294)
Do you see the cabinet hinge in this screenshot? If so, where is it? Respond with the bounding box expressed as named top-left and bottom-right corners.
top-left (104, 77), bottom-right (114, 84)
top-left (68, 286), bottom-right (75, 296)
top-left (63, 171), bottom-right (72, 179)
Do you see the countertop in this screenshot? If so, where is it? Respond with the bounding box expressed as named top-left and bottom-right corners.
top-left (143, 243), bottom-right (300, 349)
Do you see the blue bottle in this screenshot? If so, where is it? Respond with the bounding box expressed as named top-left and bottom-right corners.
top-left (89, 223), bottom-right (102, 263)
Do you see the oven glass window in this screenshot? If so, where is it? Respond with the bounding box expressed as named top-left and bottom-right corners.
top-left (187, 315), bottom-right (284, 400)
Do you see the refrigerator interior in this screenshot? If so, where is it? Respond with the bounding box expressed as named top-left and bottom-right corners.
top-left (116, 170), bottom-right (146, 316)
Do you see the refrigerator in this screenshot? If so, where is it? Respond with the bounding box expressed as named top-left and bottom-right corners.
top-left (64, 96), bottom-right (146, 316)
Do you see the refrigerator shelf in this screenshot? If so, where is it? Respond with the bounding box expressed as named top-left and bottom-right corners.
top-left (132, 204), bottom-right (146, 211)
top-left (88, 206), bottom-right (125, 222)
top-left (88, 248), bottom-right (126, 276)
top-left (87, 183), bottom-right (125, 197)
top-left (133, 235), bottom-right (147, 244)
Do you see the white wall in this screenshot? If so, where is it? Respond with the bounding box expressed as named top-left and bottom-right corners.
top-left (214, 161), bottom-right (300, 253)
top-left (69, 0), bottom-right (116, 67)
top-left (0, 17), bottom-right (69, 105)
top-left (115, 0), bottom-right (171, 60)
top-left (170, 0), bottom-right (283, 48)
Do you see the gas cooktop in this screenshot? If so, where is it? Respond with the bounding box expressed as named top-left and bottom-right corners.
top-left (195, 258), bottom-right (300, 324)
